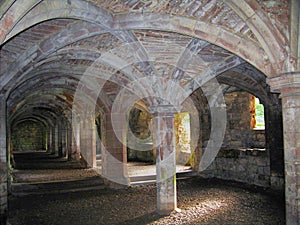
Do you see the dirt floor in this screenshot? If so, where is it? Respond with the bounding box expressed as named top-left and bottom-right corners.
top-left (8, 177), bottom-right (285, 225)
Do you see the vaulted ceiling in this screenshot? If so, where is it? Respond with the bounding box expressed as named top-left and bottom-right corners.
top-left (0, 0), bottom-right (290, 128)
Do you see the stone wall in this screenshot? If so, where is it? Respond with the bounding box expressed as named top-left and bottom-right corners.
top-left (222, 91), bottom-right (265, 148)
top-left (201, 148), bottom-right (271, 187)
top-left (250, 129), bottom-right (265, 148)
top-left (11, 121), bottom-right (46, 151)
top-left (223, 91), bottom-right (253, 148)
top-left (200, 91), bottom-right (273, 188)
top-left (201, 91), bottom-right (265, 159)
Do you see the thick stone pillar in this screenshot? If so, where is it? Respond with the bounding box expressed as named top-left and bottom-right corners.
top-left (102, 112), bottom-right (129, 187)
top-left (51, 124), bottom-right (59, 155)
top-left (0, 96), bottom-right (8, 224)
top-left (50, 126), bottom-right (55, 154)
top-left (66, 125), bottom-right (72, 160)
top-left (80, 116), bottom-right (96, 168)
top-left (61, 125), bottom-right (67, 158)
top-left (47, 129), bottom-right (52, 153)
top-left (86, 118), bottom-right (96, 167)
top-left (268, 72), bottom-right (300, 224)
top-left (71, 119), bottom-right (80, 160)
top-left (57, 122), bottom-right (63, 157)
top-left (150, 105), bottom-right (177, 214)
top-left (264, 96), bottom-right (284, 189)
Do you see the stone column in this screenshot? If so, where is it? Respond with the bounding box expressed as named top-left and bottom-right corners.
top-left (102, 112), bottom-right (129, 187)
top-left (85, 118), bottom-right (96, 167)
top-left (61, 124), bottom-right (67, 158)
top-left (150, 105), bottom-right (177, 214)
top-left (47, 129), bottom-right (52, 153)
top-left (52, 124), bottom-right (59, 155)
top-left (71, 119), bottom-right (80, 160)
top-left (80, 116), bottom-right (96, 168)
top-left (51, 126), bottom-right (56, 154)
top-left (0, 96), bottom-right (8, 224)
top-left (66, 124), bottom-right (72, 160)
top-left (264, 96), bottom-right (284, 189)
top-left (268, 72), bottom-right (300, 225)
top-left (57, 122), bottom-right (63, 157)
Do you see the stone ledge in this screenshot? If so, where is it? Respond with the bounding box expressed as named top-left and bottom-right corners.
top-left (218, 148), bottom-right (267, 158)
top-left (149, 105), bottom-right (180, 115)
top-left (267, 71), bottom-right (300, 93)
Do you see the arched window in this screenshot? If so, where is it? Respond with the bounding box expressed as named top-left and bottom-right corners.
top-left (175, 112), bottom-right (191, 153)
top-left (255, 97), bottom-right (265, 129)
top-left (250, 96), bottom-right (265, 129)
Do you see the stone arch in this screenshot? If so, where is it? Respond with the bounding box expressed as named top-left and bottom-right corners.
top-left (0, 0), bottom-right (288, 77)
top-left (224, 0), bottom-right (288, 71)
top-left (0, 0), bottom-right (112, 44)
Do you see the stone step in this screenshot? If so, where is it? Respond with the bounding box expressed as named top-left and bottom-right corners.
top-left (14, 161), bottom-right (85, 170)
top-left (177, 170), bottom-right (198, 178)
top-left (11, 176), bottom-right (105, 196)
top-left (130, 179), bottom-right (157, 186)
top-left (130, 174), bottom-right (156, 182)
top-left (130, 170), bottom-right (197, 186)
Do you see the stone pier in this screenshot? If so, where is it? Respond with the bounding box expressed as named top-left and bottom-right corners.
top-left (268, 72), bottom-right (300, 225)
top-left (0, 96), bottom-right (7, 224)
top-left (150, 105), bottom-right (178, 214)
top-left (102, 112), bottom-right (129, 187)
top-left (71, 116), bottom-right (81, 160)
top-left (80, 116), bottom-right (96, 168)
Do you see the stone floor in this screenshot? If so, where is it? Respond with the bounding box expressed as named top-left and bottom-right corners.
top-left (127, 161), bottom-right (192, 176)
top-left (9, 151), bottom-right (285, 224)
top-left (8, 178), bottom-right (285, 225)
top-left (12, 151), bottom-right (191, 184)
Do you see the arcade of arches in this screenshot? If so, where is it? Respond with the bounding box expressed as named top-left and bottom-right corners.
top-left (0, 0), bottom-right (299, 224)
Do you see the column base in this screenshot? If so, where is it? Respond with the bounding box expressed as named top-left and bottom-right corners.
top-left (103, 177), bottom-right (130, 189)
top-left (157, 207), bottom-right (181, 215)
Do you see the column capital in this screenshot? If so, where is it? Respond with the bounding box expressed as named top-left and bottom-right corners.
top-left (149, 105), bottom-right (180, 115)
top-left (267, 72), bottom-right (300, 94)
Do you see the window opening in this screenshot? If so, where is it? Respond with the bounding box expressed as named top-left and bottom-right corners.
top-left (175, 112), bottom-right (191, 153)
top-left (252, 97), bottom-right (265, 129)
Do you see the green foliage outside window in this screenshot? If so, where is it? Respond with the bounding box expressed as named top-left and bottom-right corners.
top-left (255, 98), bottom-right (265, 128)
